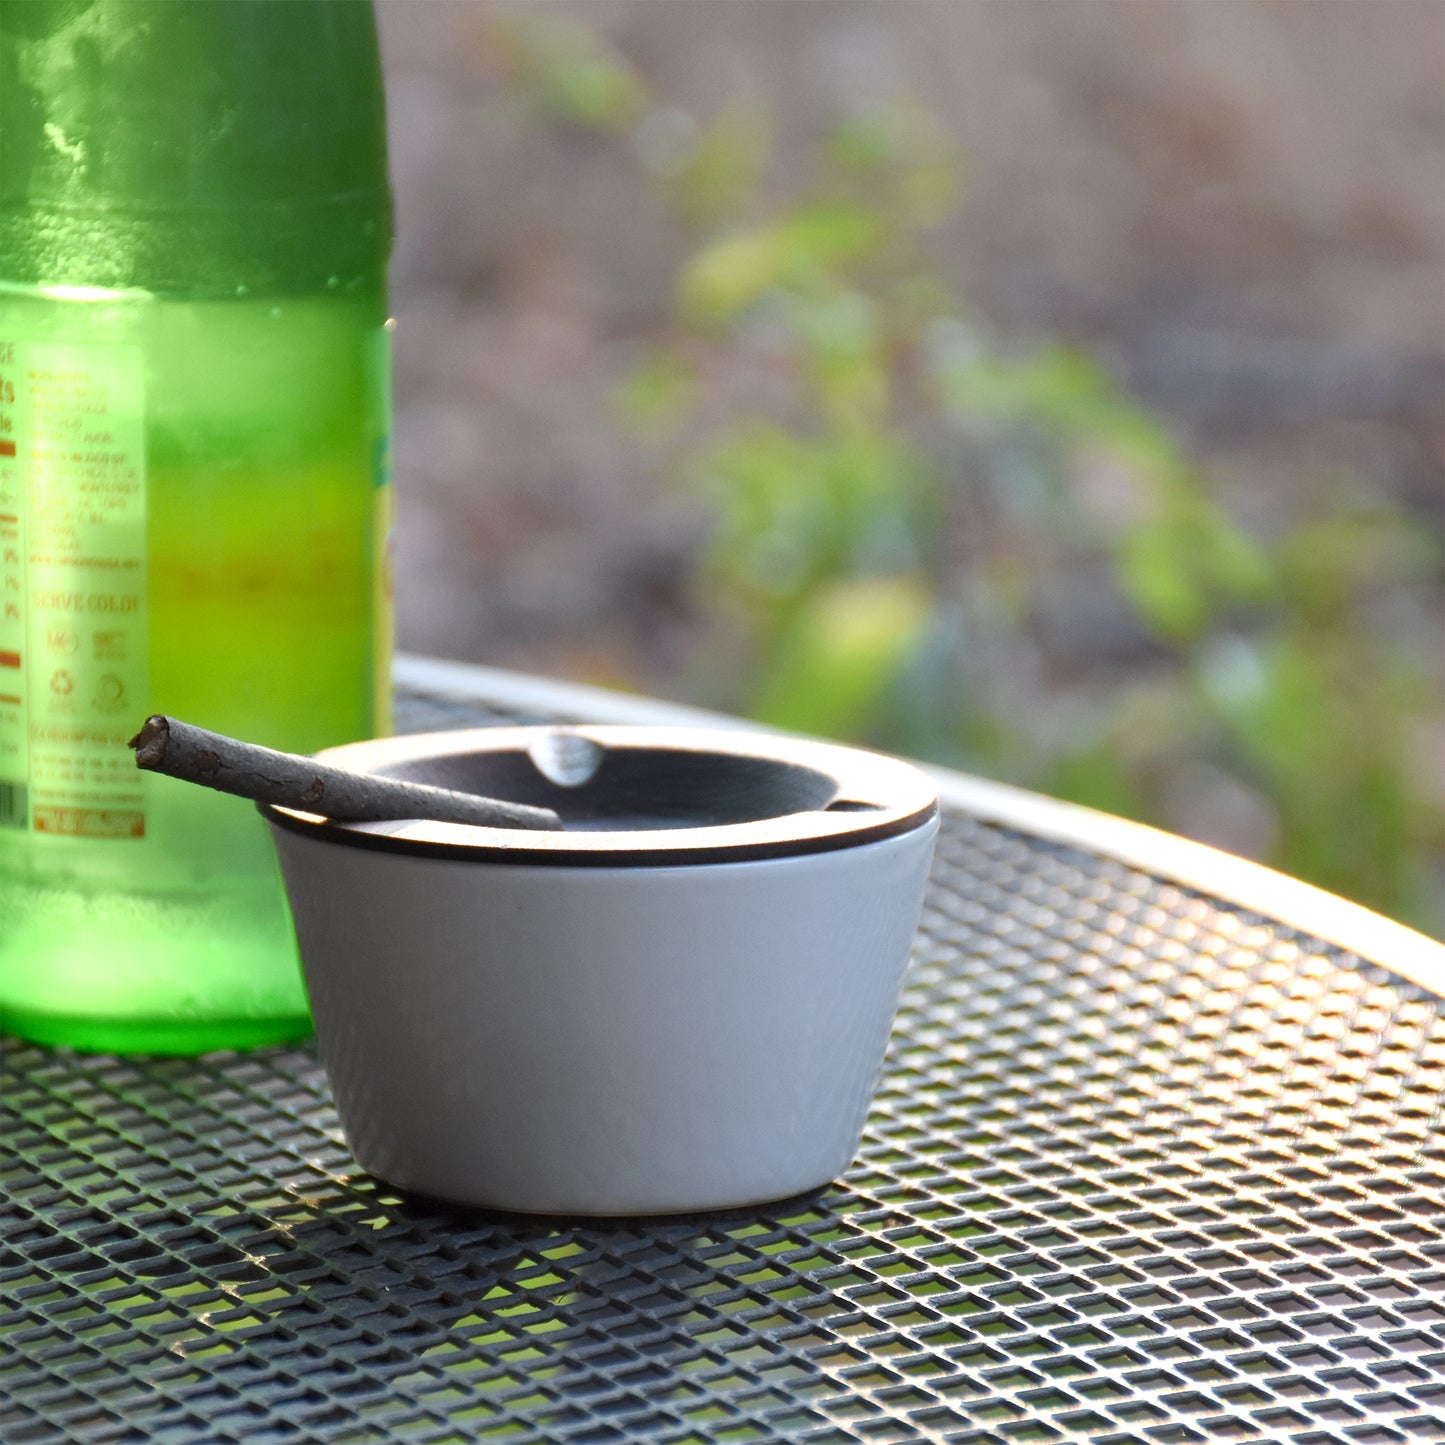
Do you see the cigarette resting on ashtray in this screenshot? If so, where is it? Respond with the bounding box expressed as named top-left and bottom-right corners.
top-left (129, 714), bottom-right (563, 831)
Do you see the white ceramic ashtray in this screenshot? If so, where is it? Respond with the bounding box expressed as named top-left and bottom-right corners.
top-left (262, 725), bottom-right (939, 1216)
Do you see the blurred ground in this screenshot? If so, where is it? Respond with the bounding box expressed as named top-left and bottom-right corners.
top-left (374, 0), bottom-right (1443, 907)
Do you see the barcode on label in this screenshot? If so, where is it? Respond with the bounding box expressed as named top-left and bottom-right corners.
top-left (0, 781), bottom-right (27, 828)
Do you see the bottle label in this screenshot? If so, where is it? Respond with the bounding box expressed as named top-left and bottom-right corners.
top-left (0, 338), bottom-right (148, 839)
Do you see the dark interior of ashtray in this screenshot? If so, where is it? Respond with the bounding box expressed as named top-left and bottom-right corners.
top-left (375, 738), bottom-right (848, 832)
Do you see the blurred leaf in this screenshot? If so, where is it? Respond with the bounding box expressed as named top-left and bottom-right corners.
top-left (668, 103), bottom-right (773, 222)
top-left (508, 14), bottom-right (645, 131)
top-left (1197, 629), bottom-right (1441, 924)
top-left (785, 201), bottom-right (885, 267)
top-left (829, 112), bottom-right (899, 174)
top-left (789, 289), bottom-right (877, 364)
top-left (1197, 506), bottom-right (1274, 603)
top-left (938, 346), bottom-right (1105, 429)
top-left (829, 108), bottom-right (965, 230)
top-left (696, 426), bottom-right (928, 612)
top-left (1115, 524), bottom-right (1211, 640)
top-left (937, 345), bottom-right (1183, 479)
top-left (786, 290), bottom-right (889, 431)
top-left (1278, 506), bottom-right (1441, 623)
top-left (750, 575), bottom-right (931, 737)
top-left (1117, 496), bottom-right (1273, 642)
top-left (677, 203), bottom-right (883, 327)
top-left (896, 152), bottom-right (964, 229)
top-left (677, 228), bottom-right (789, 328)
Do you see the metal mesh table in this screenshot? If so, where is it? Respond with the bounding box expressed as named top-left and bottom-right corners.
top-left (4, 668), bottom-right (1445, 1445)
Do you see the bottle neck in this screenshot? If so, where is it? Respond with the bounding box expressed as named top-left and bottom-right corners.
top-left (0, 0), bottom-right (392, 295)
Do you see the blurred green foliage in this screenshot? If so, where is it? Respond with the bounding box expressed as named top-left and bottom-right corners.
top-left (501, 14), bottom-right (1445, 935)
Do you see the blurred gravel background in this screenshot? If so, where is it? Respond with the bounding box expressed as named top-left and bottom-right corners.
top-left (379, 0), bottom-right (1440, 663)
top-left (374, 0), bottom-right (1443, 927)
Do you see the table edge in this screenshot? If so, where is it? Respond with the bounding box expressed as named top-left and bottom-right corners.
top-left (394, 653), bottom-right (1445, 994)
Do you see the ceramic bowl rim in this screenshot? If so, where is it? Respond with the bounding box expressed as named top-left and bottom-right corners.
top-left (260, 725), bottom-right (939, 868)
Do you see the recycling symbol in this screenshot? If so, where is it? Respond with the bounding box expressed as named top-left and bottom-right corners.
top-left (94, 674), bottom-right (126, 713)
top-left (50, 669), bottom-right (74, 697)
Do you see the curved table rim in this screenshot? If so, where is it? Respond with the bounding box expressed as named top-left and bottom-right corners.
top-left (395, 652), bottom-right (1445, 996)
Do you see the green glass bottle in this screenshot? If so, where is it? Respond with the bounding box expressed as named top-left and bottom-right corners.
top-left (0, 0), bottom-right (393, 1052)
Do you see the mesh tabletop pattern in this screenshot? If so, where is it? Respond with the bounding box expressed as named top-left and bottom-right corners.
top-left (3, 686), bottom-right (1444, 1445)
